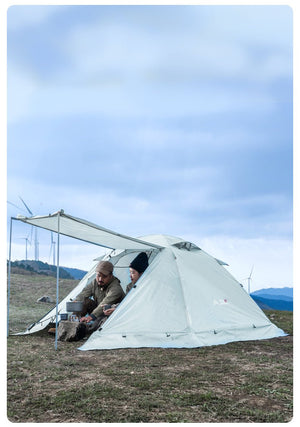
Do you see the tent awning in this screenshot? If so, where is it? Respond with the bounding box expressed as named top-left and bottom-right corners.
top-left (16, 210), bottom-right (163, 251)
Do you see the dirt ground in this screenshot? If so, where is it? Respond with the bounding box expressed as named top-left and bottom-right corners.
top-left (7, 328), bottom-right (293, 422)
top-left (7, 273), bottom-right (293, 422)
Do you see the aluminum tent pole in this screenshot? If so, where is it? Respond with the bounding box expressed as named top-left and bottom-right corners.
top-left (54, 212), bottom-right (61, 350)
top-left (7, 217), bottom-right (13, 337)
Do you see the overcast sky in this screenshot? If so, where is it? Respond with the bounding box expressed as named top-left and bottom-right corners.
top-left (5, 4), bottom-right (293, 292)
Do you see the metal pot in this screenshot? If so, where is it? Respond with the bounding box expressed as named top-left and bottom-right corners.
top-left (66, 301), bottom-right (83, 312)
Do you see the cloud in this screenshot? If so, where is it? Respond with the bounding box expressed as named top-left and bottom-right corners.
top-left (7, 5), bottom-right (62, 31)
top-left (7, 5), bottom-right (292, 125)
top-left (7, 74), bottom-right (285, 128)
top-left (7, 66), bottom-right (40, 124)
top-left (6, 5), bottom-right (293, 290)
top-left (194, 5), bottom-right (292, 48)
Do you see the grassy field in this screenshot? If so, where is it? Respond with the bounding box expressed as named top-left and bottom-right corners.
top-left (7, 273), bottom-right (293, 423)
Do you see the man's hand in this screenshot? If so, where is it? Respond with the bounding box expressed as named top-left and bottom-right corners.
top-left (103, 307), bottom-right (115, 316)
top-left (80, 315), bottom-right (93, 323)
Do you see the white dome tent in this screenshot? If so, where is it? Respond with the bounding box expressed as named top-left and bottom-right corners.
top-left (7, 210), bottom-right (285, 350)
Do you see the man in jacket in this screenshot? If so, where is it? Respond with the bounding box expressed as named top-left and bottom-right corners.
top-left (76, 260), bottom-right (125, 327)
top-left (103, 252), bottom-right (149, 317)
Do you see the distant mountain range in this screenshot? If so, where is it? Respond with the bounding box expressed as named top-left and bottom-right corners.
top-left (250, 287), bottom-right (293, 311)
top-left (62, 267), bottom-right (88, 280)
top-left (8, 260), bottom-right (87, 280)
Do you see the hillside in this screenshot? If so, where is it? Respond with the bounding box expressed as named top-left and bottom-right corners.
top-left (8, 260), bottom-right (87, 280)
top-left (252, 287), bottom-right (293, 298)
top-left (62, 266), bottom-right (88, 280)
top-left (250, 287), bottom-right (293, 312)
top-left (251, 295), bottom-right (293, 312)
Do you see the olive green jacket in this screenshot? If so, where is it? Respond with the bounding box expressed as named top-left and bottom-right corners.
top-left (76, 276), bottom-right (125, 318)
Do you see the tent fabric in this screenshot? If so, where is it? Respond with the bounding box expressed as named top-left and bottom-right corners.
top-left (79, 238), bottom-right (285, 350)
top-left (16, 211), bottom-right (163, 251)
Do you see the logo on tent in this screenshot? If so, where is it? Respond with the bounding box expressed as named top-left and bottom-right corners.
top-left (213, 298), bottom-right (229, 305)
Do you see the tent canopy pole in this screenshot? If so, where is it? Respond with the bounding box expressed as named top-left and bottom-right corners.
top-left (7, 217), bottom-right (13, 337)
top-left (54, 212), bottom-right (61, 350)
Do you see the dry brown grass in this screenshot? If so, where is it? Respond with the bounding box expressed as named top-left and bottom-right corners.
top-left (7, 273), bottom-right (293, 423)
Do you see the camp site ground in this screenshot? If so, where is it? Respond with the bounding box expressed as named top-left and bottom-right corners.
top-left (7, 271), bottom-right (293, 423)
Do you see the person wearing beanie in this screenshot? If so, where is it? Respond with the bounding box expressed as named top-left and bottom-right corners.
top-left (126, 252), bottom-right (149, 293)
top-left (75, 260), bottom-right (125, 328)
top-left (129, 252), bottom-right (148, 273)
top-left (103, 252), bottom-right (149, 317)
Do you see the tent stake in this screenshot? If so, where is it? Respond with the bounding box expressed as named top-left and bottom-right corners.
top-left (54, 212), bottom-right (61, 350)
top-left (7, 217), bottom-right (13, 337)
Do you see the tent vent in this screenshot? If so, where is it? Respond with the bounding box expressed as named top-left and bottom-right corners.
top-left (173, 242), bottom-right (200, 251)
top-left (215, 258), bottom-right (229, 266)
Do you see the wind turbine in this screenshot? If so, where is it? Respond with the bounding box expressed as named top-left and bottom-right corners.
top-left (49, 232), bottom-right (56, 265)
top-left (247, 266), bottom-right (254, 294)
top-left (18, 236), bottom-right (31, 260)
top-left (8, 200), bottom-right (34, 261)
top-left (7, 200), bottom-right (28, 214)
top-left (19, 197), bottom-right (39, 261)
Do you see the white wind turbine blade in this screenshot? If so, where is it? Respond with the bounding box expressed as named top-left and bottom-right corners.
top-left (7, 201), bottom-right (28, 214)
top-left (19, 197), bottom-right (33, 216)
top-left (18, 197), bottom-right (39, 261)
top-left (247, 265), bottom-right (254, 294)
